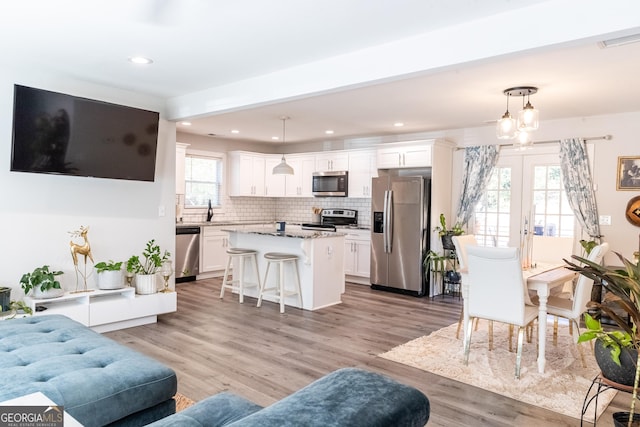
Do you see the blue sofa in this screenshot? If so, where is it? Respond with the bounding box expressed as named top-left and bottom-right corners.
top-left (0, 315), bottom-right (177, 426)
top-left (148, 367), bottom-right (430, 427)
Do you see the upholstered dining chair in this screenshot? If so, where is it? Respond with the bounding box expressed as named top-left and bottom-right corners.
top-left (464, 246), bottom-right (539, 379)
top-left (451, 235), bottom-right (478, 341)
top-left (545, 242), bottom-right (610, 366)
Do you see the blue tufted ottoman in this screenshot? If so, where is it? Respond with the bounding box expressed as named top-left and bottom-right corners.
top-left (0, 314), bottom-right (177, 427)
top-left (149, 367), bottom-right (430, 426)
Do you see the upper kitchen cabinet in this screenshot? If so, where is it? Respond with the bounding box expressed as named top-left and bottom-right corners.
top-left (315, 152), bottom-right (348, 172)
top-left (228, 151), bottom-right (266, 197)
top-left (348, 150), bottom-right (377, 197)
top-left (175, 143), bottom-right (189, 195)
top-left (376, 140), bottom-right (434, 169)
top-left (264, 155), bottom-right (286, 197)
top-left (285, 154), bottom-right (315, 197)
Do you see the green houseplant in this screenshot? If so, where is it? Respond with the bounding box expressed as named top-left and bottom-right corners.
top-left (566, 251), bottom-right (640, 425)
top-left (434, 213), bottom-right (464, 251)
top-left (94, 260), bottom-right (124, 290)
top-left (127, 240), bottom-right (170, 295)
top-left (20, 265), bottom-right (64, 299)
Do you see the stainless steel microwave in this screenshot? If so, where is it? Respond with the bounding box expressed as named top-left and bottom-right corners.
top-left (312, 171), bottom-right (348, 197)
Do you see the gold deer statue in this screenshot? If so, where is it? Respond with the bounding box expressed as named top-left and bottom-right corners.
top-left (69, 225), bottom-right (94, 292)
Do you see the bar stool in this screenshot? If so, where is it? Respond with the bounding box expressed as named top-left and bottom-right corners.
top-left (219, 248), bottom-right (260, 303)
top-left (257, 252), bottom-right (302, 313)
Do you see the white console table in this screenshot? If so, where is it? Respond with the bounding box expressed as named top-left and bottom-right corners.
top-left (24, 287), bottom-right (177, 332)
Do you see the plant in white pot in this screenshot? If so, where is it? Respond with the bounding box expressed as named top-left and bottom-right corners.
top-left (126, 240), bottom-right (170, 295)
top-left (94, 260), bottom-right (124, 290)
top-left (20, 265), bottom-right (64, 299)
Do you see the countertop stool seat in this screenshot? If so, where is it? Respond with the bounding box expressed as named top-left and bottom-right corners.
top-left (219, 248), bottom-right (260, 303)
top-left (257, 252), bottom-right (302, 313)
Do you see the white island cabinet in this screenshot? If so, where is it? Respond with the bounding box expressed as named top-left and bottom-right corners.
top-left (225, 227), bottom-right (345, 311)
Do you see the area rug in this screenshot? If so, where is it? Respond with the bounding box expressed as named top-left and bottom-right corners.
top-left (379, 320), bottom-right (616, 422)
top-left (174, 393), bottom-right (195, 411)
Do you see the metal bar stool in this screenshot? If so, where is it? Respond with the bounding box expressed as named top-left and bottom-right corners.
top-left (219, 248), bottom-right (260, 303)
top-left (257, 252), bottom-right (302, 313)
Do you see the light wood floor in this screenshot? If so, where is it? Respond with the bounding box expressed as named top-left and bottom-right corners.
top-left (106, 279), bottom-right (628, 426)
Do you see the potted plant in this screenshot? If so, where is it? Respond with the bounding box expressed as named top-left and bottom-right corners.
top-left (566, 251), bottom-right (640, 425)
top-left (94, 260), bottom-right (124, 290)
top-left (20, 265), bottom-right (64, 299)
top-left (127, 240), bottom-right (170, 295)
top-left (433, 213), bottom-right (464, 250)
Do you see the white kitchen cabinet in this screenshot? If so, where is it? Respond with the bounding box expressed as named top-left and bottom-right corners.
top-left (175, 143), bottom-right (189, 194)
top-left (377, 141), bottom-right (433, 169)
top-left (228, 152), bottom-right (266, 196)
top-left (344, 229), bottom-right (371, 283)
top-left (264, 155), bottom-right (286, 197)
top-left (285, 155), bottom-right (315, 197)
top-left (315, 152), bottom-right (349, 172)
top-left (348, 150), bottom-right (377, 197)
top-left (200, 226), bottom-right (230, 272)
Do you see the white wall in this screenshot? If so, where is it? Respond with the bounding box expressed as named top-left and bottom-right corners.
top-left (0, 72), bottom-right (176, 299)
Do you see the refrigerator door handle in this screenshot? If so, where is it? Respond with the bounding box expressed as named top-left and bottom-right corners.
top-left (382, 190), bottom-right (388, 252)
top-left (383, 190), bottom-right (393, 253)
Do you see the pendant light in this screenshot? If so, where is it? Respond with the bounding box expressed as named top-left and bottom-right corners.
top-left (272, 116), bottom-right (294, 175)
top-left (496, 86), bottom-right (539, 140)
top-left (496, 92), bottom-right (516, 140)
top-left (517, 90), bottom-right (539, 132)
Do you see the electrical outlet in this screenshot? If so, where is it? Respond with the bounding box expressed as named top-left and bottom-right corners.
top-left (599, 215), bottom-right (611, 225)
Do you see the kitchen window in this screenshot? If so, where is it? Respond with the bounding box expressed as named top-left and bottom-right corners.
top-left (184, 153), bottom-right (223, 208)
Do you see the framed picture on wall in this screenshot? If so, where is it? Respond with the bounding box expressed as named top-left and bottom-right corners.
top-left (617, 156), bottom-right (640, 190)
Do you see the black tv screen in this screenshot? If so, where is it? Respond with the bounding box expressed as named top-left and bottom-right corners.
top-left (11, 85), bottom-right (159, 181)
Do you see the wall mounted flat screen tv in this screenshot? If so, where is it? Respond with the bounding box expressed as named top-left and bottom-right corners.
top-left (11, 84), bottom-right (160, 181)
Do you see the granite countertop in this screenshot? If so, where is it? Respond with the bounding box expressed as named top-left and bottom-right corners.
top-left (224, 226), bottom-right (345, 239)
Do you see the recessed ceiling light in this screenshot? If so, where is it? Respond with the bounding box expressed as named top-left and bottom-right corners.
top-left (180, 121), bottom-right (191, 126)
top-left (231, 129), bottom-right (240, 134)
top-left (128, 56), bottom-right (153, 65)
top-left (394, 122), bottom-right (404, 127)
top-left (325, 130), bottom-right (334, 135)
top-left (272, 136), bottom-right (279, 140)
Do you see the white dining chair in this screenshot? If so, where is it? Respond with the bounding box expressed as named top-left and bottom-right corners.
top-left (451, 235), bottom-right (479, 341)
top-left (464, 246), bottom-right (539, 379)
top-left (545, 242), bottom-right (609, 366)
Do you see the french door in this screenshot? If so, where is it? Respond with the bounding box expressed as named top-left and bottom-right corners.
top-left (473, 146), bottom-right (578, 250)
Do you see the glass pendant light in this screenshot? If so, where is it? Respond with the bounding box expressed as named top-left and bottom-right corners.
top-left (273, 116), bottom-right (294, 175)
top-left (517, 92), bottom-right (539, 132)
top-left (496, 93), bottom-right (517, 140)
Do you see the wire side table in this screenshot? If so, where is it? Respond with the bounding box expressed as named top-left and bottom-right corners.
top-left (581, 373), bottom-right (637, 426)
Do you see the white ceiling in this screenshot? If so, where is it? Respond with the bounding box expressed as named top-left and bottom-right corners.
top-left (3, 1), bottom-right (640, 145)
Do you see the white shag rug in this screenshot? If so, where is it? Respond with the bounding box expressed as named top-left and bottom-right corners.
top-left (379, 320), bottom-right (616, 422)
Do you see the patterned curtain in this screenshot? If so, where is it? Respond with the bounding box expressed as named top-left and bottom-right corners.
top-left (559, 138), bottom-right (601, 238)
top-left (455, 145), bottom-right (500, 226)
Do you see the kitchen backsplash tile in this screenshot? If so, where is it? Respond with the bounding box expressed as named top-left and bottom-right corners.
top-left (178, 195), bottom-right (371, 226)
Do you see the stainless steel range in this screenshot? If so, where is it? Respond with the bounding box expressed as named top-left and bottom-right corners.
top-left (301, 209), bottom-right (358, 231)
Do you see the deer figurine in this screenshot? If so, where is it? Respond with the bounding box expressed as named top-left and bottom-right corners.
top-left (70, 226), bottom-right (94, 266)
top-left (69, 226), bottom-right (94, 291)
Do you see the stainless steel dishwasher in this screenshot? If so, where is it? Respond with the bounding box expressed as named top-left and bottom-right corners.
top-left (175, 225), bottom-right (200, 283)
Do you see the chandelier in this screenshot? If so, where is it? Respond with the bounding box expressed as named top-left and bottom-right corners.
top-left (496, 86), bottom-right (539, 147)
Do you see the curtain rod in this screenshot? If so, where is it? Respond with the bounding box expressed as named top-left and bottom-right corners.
top-left (456, 134), bottom-right (612, 150)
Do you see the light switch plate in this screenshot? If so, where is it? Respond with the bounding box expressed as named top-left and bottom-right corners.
top-left (158, 205), bottom-right (166, 217)
top-left (599, 215), bottom-right (611, 225)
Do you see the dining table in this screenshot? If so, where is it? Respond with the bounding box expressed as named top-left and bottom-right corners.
top-left (524, 264), bottom-right (577, 373)
top-left (461, 262), bottom-right (577, 374)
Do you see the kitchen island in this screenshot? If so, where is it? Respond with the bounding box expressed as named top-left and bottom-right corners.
top-left (224, 226), bottom-right (345, 311)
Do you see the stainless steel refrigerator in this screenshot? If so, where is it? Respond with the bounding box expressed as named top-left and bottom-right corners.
top-left (370, 176), bottom-right (430, 296)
